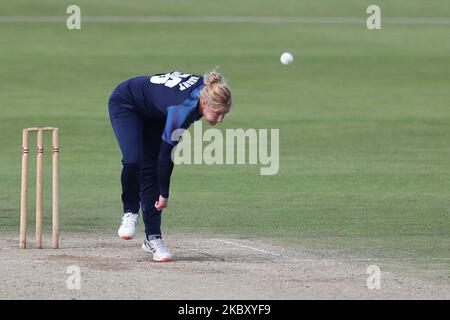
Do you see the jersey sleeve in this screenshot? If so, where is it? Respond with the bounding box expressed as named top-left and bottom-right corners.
top-left (162, 105), bottom-right (198, 146)
top-left (157, 86), bottom-right (203, 198)
top-left (157, 141), bottom-right (175, 199)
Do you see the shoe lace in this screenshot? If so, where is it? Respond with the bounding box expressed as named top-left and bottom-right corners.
top-left (152, 238), bottom-right (169, 253)
top-left (122, 213), bottom-right (137, 227)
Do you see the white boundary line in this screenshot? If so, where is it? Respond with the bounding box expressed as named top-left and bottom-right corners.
top-left (0, 16), bottom-right (449, 25)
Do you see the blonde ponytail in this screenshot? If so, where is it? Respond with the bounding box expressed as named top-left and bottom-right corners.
top-left (201, 67), bottom-right (232, 109)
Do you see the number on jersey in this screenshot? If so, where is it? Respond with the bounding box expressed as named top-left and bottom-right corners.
top-left (150, 71), bottom-right (200, 91)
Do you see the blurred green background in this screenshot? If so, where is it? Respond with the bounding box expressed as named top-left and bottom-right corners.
top-left (1, 1), bottom-right (449, 274)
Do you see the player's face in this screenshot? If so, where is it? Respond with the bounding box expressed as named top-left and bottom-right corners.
top-left (203, 101), bottom-right (230, 126)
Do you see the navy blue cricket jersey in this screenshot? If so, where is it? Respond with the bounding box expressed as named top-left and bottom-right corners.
top-left (111, 71), bottom-right (205, 198)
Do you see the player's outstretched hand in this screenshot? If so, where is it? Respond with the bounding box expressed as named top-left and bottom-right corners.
top-left (154, 195), bottom-right (168, 211)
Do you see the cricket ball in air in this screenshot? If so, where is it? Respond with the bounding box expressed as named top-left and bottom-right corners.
top-left (280, 52), bottom-right (294, 65)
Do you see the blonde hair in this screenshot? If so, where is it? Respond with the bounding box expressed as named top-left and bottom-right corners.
top-left (200, 68), bottom-right (232, 110)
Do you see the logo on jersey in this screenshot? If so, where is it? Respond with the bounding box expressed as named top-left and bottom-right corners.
top-left (150, 71), bottom-right (200, 91)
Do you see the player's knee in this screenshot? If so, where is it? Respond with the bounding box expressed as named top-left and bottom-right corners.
top-left (122, 162), bottom-right (141, 175)
top-left (122, 158), bottom-right (141, 168)
top-left (141, 167), bottom-right (157, 179)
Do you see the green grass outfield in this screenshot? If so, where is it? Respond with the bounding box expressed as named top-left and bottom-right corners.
top-left (1, 1), bottom-right (449, 273)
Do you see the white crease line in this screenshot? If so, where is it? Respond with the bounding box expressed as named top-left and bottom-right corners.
top-left (210, 239), bottom-right (450, 263)
top-left (282, 258), bottom-right (450, 262)
top-left (211, 238), bottom-right (293, 259)
top-left (258, 257), bottom-right (450, 262)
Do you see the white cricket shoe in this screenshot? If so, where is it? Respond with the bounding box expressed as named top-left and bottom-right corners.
top-left (118, 213), bottom-right (139, 240)
top-left (142, 237), bottom-right (173, 262)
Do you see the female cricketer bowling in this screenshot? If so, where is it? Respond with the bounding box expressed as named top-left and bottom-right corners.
top-left (108, 70), bottom-right (232, 261)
